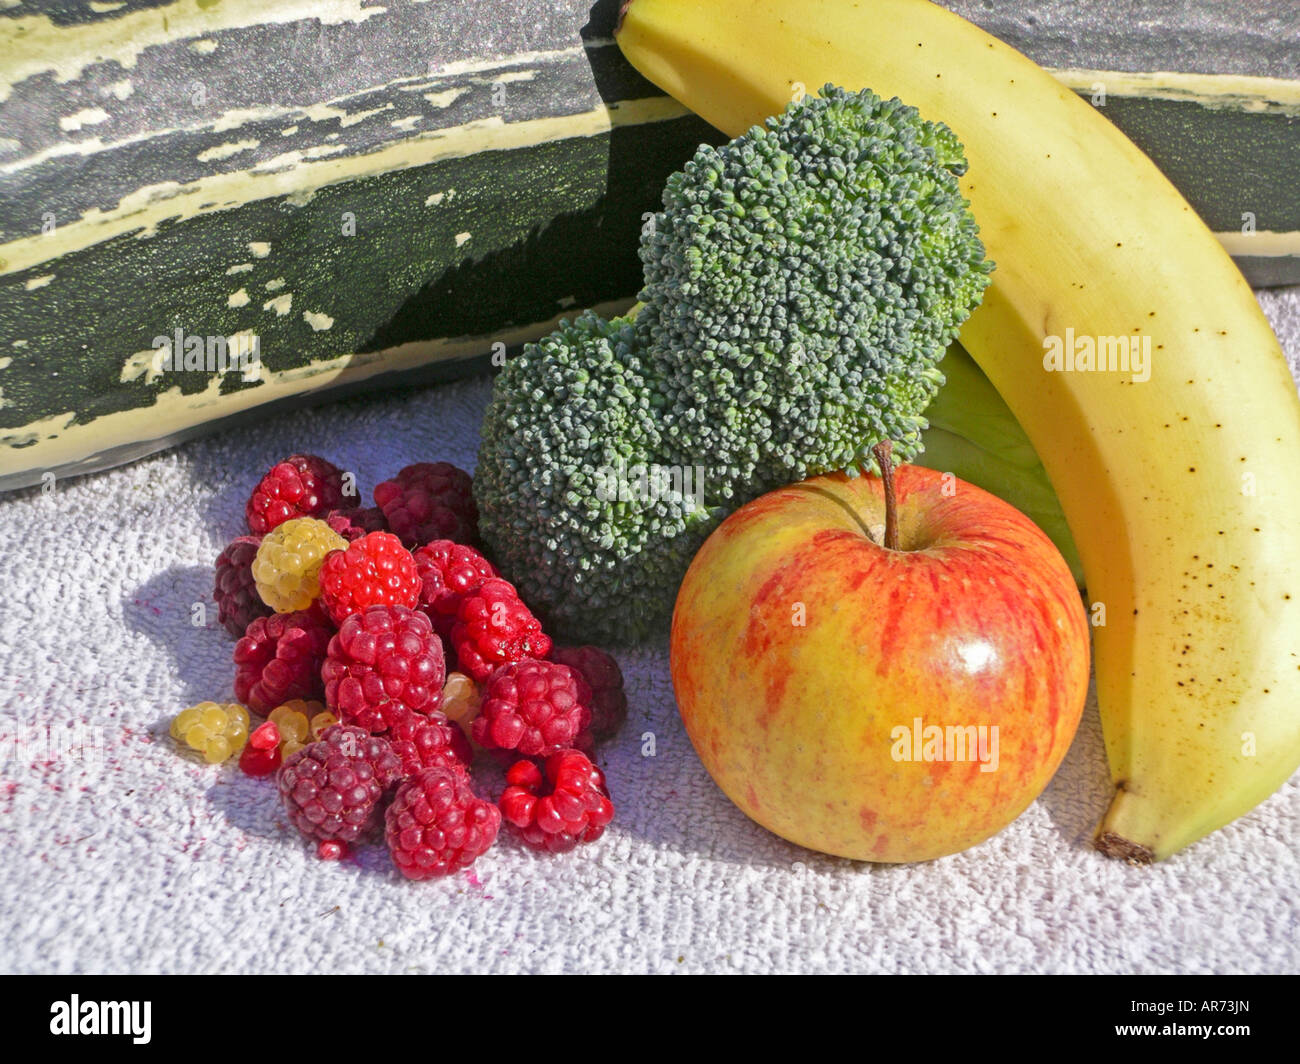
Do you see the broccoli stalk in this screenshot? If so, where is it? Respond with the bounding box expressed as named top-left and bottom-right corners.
top-left (475, 86), bottom-right (993, 642)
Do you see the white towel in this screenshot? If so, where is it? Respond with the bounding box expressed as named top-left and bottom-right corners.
top-left (1, 288), bottom-right (1297, 974)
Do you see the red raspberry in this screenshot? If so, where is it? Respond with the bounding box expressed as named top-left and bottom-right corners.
top-left (233, 607), bottom-right (334, 715)
top-left (239, 721), bottom-right (282, 776)
top-left (387, 708), bottom-right (473, 778)
top-left (386, 766), bottom-right (501, 879)
top-left (550, 645), bottom-right (628, 745)
top-left (499, 751), bottom-right (613, 854)
top-left (413, 540), bottom-right (497, 638)
top-left (246, 454), bottom-right (345, 535)
top-left (326, 506), bottom-right (388, 542)
top-left (318, 531), bottom-right (420, 626)
top-left (473, 659), bottom-right (591, 757)
top-left (322, 605), bottom-right (445, 733)
top-left (277, 724), bottom-right (403, 843)
top-left (214, 535), bottom-right (272, 638)
top-left (373, 462), bottom-right (477, 548)
top-left (451, 578), bottom-right (552, 682)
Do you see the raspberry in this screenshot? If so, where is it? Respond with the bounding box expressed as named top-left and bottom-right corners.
top-left (171, 702), bottom-right (249, 764)
top-left (265, 699), bottom-right (333, 752)
top-left (249, 721), bottom-right (281, 750)
top-left (246, 454), bottom-right (346, 535)
top-left (387, 709), bottom-right (473, 778)
top-left (272, 698), bottom-right (321, 722)
top-left (239, 721), bottom-right (282, 776)
top-left (318, 531), bottom-right (420, 626)
top-left (322, 605), bottom-right (446, 733)
top-left (450, 578), bottom-right (552, 682)
top-left (318, 840), bottom-right (349, 861)
top-left (233, 607), bottom-right (333, 714)
top-left (268, 702), bottom-right (311, 757)
top-left (412, 540), bottom-right (497, 639)
top-left (386, 766), bottom-right (500, 879)
top-left (373, 462), bottom-right (478, 548)
top-left (326, 506), bottom-right (388, 542)
top-left (309, 709), bottom-right (339, 740)
top-left (499, 751), bottom-right (614, 854)
top-left (277, 724), bottom-right (402, 843)
top-left (241, 746), bottom-right (280, 776)
top-left (439, 672), bottom-right (482, 741)
top-left (550, 645), bottom-right (628, 745)
top-left (473, 659), bottom-right (591, 758)
top-left (214, 536), bottom-right (272, 638)
top-left (252, 517), bottom-right (348, 612)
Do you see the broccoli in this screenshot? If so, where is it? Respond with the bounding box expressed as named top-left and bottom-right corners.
top-left (474, 311), bottom-right (726, 642)
top-left (475, 86), bottom-right (992, 642)
top-left (640, 87), bottom-right (990, 494)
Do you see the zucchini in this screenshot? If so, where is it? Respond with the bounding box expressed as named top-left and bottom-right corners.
top-left (0, 0), bottom-right (723, 489)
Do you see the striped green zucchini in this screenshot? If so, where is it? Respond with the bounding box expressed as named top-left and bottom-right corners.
top-left (0, 0), bottom-right (723, 488)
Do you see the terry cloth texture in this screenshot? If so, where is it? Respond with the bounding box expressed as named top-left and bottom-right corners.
top-left (0, 288), bottom-right (1297, 974)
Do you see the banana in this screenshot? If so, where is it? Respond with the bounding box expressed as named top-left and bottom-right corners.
top-left (617, 0), bottom-right (1300, 860)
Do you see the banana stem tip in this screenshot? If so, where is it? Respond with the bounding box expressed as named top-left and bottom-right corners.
top-left (1095, 831), bottom-right (1155, 865)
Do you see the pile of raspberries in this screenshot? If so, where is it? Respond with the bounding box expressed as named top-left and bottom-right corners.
top-left (210, 454), bottom-right (626, 880)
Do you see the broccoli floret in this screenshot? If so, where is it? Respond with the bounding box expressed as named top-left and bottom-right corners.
top-left (640, 86), bottom-right (990, 491)
top-left (475, 311), bottom-right (724, 642)
top-left (475, 86), bottom-right (992, 641)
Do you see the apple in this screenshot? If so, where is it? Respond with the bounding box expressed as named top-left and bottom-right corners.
top-left (670, 453), bottom-right (1089, 862)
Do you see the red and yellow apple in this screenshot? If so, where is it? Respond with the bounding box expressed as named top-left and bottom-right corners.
top-left (670, 463), bottom-right (1089, 862)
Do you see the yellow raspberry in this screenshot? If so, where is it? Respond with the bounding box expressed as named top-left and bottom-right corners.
top-left (200, 704), bottom-right (229, 732)
top-left (176, 701), bottom-right (227, 753)
top-left (224, 703), bottom-right (249, 753)
top-left (439, 672), bottom-right (482, 740)
top-left (309, 710), bottom-right (339, 741)
top-left (171, 706), bottom-right (202, 740)
top-left (172, 701), bottom-right (249, 763)
top-left (251, 518), bottom-right (347, 612)
top-left (269, 704), bottom-right (310, 744)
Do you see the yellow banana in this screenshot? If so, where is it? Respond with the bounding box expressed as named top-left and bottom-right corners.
top-left (617, 0), bottom-right (1300, 860)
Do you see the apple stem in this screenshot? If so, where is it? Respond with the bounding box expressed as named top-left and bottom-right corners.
top-left (871, 440), bottom-right (900, 551)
